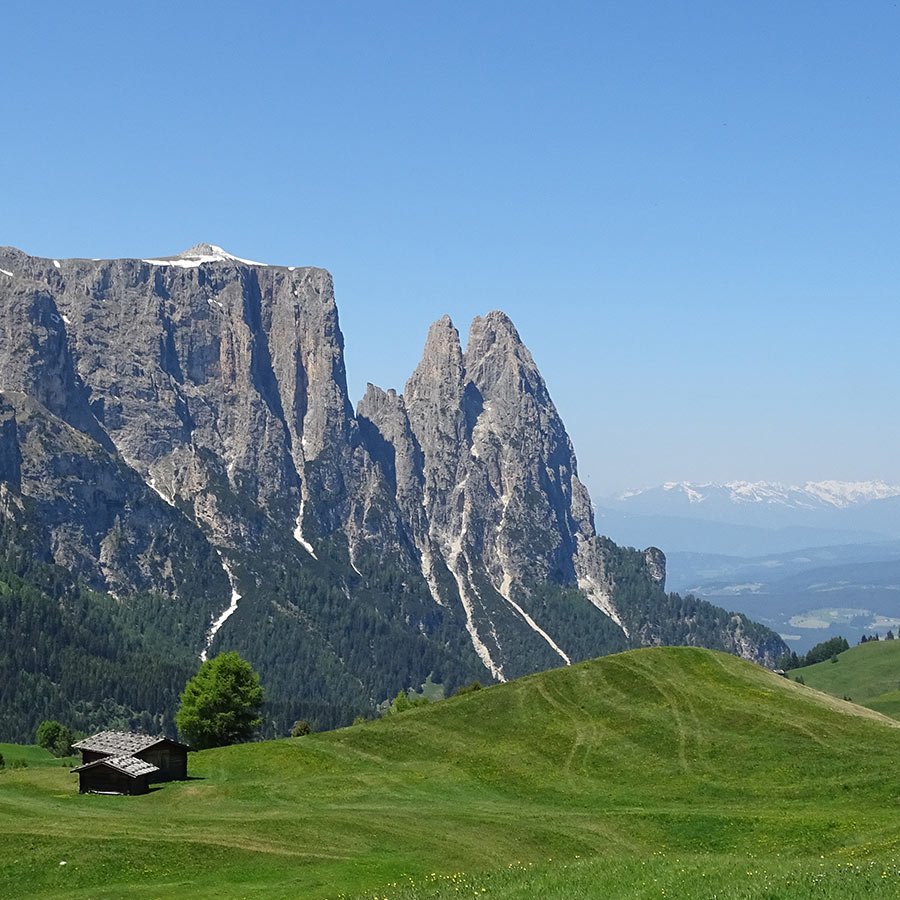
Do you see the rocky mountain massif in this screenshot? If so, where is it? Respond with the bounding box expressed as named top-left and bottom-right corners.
top-left (0, 245), bottom-right (786, 739)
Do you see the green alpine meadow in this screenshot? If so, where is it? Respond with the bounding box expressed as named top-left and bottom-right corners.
top-left (788, 638), bottom-right (900, 720)
top-left (3, 646), bottom-right (900, 900)
top-left (4, 5), bottom-right (897, 898)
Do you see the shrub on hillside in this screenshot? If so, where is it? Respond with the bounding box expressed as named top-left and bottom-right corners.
top-left (35, 720), bottom-right (76, 757)
top-left (290, 719), bottom-right (312, 737)
top-left (383, 689), bottom-right (432, 715)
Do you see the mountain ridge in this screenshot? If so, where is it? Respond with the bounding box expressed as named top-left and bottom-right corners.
top-left (0, 245), bottom-right (787, 737)
top-left (616, 479), bottom-right (900, 509)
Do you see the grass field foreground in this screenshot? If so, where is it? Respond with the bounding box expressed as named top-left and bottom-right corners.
top-left (2, 647), bottom-right (900, 899)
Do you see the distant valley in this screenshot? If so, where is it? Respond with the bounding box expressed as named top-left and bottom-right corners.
top-left (598, 481), bottom-right (900, 651)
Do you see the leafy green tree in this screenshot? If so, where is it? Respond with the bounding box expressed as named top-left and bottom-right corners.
top-left (35, 720), bottom-right (75, 757)
top-left (290, 719), bottom-right (312, 737)
top-left (175, 652), bottom-right (264, 749)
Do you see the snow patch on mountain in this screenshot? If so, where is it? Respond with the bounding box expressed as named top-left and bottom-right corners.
top-left (201, 554), bottom-right (242, 661)
top-left (802, 480), bottom-right (900, 508)
top-left (144, 243), bottom-right (267, 268)
top-left (293, 498), bottom-right (317, 559)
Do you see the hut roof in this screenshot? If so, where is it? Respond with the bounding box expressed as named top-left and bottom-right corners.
top-left (71, 755), bottom-right (160, 778)
top-left (72, 731), bottom-right (190, 755)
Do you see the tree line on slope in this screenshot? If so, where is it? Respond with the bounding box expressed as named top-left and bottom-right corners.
top-left (0, 517), bottom-right (196, 743)
top-left (777, 636), bottom-right (851, 671)
top-left (0, 503), bottom-right (789, 745)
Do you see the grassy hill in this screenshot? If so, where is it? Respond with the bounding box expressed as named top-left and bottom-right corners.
top-left (2, 647), bottom-right (900, 899)
top-left (792, 639), bottom-right (900, 718)
top-left (0, 743), bottom-right (78, 768)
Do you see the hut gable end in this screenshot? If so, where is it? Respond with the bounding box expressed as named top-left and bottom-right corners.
top-left (71, 756), bottom-right (160, 796)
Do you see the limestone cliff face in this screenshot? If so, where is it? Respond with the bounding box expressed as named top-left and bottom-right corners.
top-left (0, 247), bottom-right (383, 570)
top-left (0, 398), bottom-right (20, 487)
top-left (387, 311), bottom-right (622, 677)
top-left (354, 311), bottom-right (784, 675)
top-left (644, 547), bottom-right (667, 587)
top-left (0, 245), bottom-right (786, 709)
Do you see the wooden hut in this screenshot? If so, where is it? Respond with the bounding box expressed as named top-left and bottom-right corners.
top-left (72, 731), bottom-right (191, 783)
top-left (71, 755), bottom-right (159, 795)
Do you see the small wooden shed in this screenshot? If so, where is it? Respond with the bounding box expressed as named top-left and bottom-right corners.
top-left (71, 755), bottom-right (160, 795)
top-left (72, 731), bottom-right (191, 783)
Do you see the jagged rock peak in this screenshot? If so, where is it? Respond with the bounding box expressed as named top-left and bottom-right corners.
top-left (467, 309), bottom-right (521, 345)
top-left (357, 383), bottom-right (406, 427)
top-left (359, 382), bottom-right (400, 404)
top-left (464, 310), bottom-right (547, 406)
top-left (465, 310), bottom-right (531, 363)
top-left (419, 315), bottom-right (462, 365)
top-left (405, 316), bottom-right (465, 430)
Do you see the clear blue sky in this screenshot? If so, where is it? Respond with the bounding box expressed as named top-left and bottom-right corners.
top-left (3, 1), bottom-right (898, 495)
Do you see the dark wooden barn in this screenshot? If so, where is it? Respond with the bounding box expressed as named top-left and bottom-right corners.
top-left (71, 755), bottom-right (160, 795)
top-left (72, 731), bottom-right (191, 785)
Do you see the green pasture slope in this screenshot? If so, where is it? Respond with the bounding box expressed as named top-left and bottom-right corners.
top-left (0, 743), bottom-right (78, 768)
top-left (2, 647), bottom-right (900, 900)
top-left (794, 639), bottom-right (900, 720)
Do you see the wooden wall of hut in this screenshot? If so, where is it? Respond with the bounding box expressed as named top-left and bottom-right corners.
top-left (78, 769), bottom-right (150, 796)
top-left (138, 744), bottom-right (188, 782)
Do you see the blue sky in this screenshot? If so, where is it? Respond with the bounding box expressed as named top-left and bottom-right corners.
top-left (3, 1), bottom-right (898, 494)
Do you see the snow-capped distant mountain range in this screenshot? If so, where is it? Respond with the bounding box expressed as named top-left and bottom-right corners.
top-left (604, 481), bottom-right (900, 657)
top-left (596, 480), bottom-right (900, 555)
top-left (618, 481), bottom-right (900, 510)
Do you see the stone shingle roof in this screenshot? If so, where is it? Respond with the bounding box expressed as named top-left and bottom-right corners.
top-left (71, 755), bottom-right (160, 778)
top-left (72, 730), bottom-right (189, 755)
